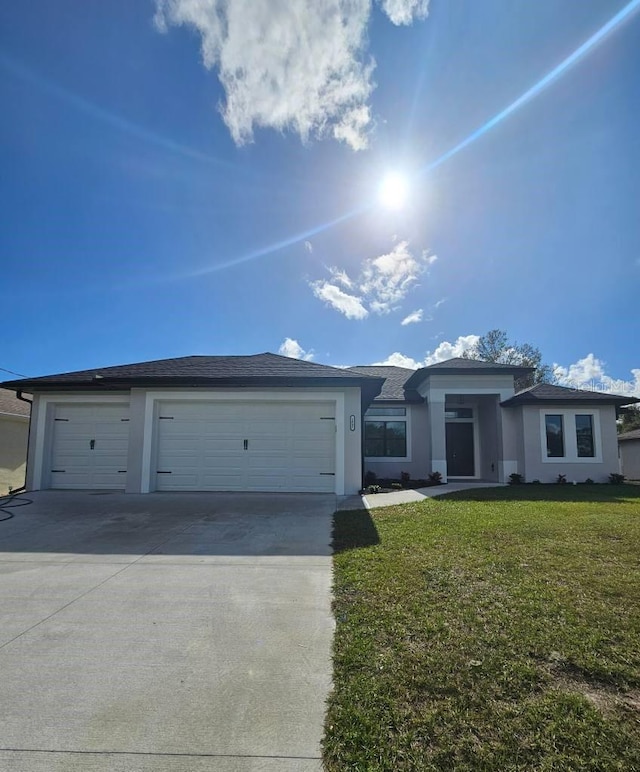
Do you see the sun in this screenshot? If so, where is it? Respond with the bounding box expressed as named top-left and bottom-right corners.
top-left (378, 172), bottom-right (409, 210)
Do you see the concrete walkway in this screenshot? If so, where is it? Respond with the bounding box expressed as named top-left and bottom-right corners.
top-left (0, 491), bottom-right (335, 771)
top-left (338, 481), bottom-right (506, 510)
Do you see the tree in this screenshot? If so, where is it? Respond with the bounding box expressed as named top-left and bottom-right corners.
top-left (618, 404), bottom-right (640, 434)
top-left (462, 329), bottom-right (554, 391)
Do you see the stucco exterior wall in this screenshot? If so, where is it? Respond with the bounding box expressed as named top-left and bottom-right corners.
top-left (620, 440), bottom-right (640, 480)
top-left (477, 396), bottom-right (499, 481)
top-left (363, 403), bottom-right (429, 482)
top-left (0, 416), bottom-right (28, 494)
top-left (520, 403), bottom-right (620, 483)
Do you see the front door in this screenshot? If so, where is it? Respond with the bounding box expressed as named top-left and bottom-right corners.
top-left (446, 422), bottom-right (475, 477)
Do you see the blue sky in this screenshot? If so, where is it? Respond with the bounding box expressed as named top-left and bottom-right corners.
top-left (1, 0), bottom-right (639, 395)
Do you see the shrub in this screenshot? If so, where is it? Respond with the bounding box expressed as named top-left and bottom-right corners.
top-left (364, 470), bottom-right (377, 486)
top-left (366, 484), bottom-right (382, 494)
top-left (400, 471), bottom-right (410, 484)
top-left (584, 477), bottom-right (595, 485)
top-left (530, 479), bottom-right (541, 485)
top-left (508, 473), bottom-right (524, 485)
top-left (609, 472), bottom-right (625, 485)
top-left (391, 482), bottom-right (403, 490)
top-left (428, 471), bottom-right (443, 484)
top-left (556, 474), bottom-right (567, 485)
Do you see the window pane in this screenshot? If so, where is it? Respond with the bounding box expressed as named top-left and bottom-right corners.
top-left (444, 407), bottom-right (473, 419)
top-left (576, 414), bottom-right (595, 457)
top-left (545, 415), bottom-right (564, 457)
top-left (364, 420), bottom-right (385, 438)
top-left (366, 407), bottom-right (406, 416)
top-left (364, 421), bottom-right (385, 457)
top-left (364, 438), bottom-right (385, 457)
top-left (384, 421), bottom-right (407, 457)
top-left (364, 420), bottom-right (407, 457)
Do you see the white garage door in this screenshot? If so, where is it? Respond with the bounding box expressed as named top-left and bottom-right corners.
top-left (49, 404), bottom-right (130, 489)
top-left (155, 401), bottom-right (336, 492)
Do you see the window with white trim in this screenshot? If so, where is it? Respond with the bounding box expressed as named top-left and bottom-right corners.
top-left (539, 409), bottom-right (601, 463)
top-left (364, 407), bottom-right (408, 458)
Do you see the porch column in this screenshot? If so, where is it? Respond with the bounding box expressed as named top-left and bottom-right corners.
top-left (497, 393), bottom-right (519, 482)
top-left (428, 396), bottom-right (447, 482)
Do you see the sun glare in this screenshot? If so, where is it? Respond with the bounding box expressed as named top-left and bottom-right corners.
top-left (378, 172), bottom-right (409, 210)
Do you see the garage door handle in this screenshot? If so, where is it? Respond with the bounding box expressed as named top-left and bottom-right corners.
top-left (90, 439), bottom-right (95, 450)
top-left (244, 439), bottom-right (248, 450)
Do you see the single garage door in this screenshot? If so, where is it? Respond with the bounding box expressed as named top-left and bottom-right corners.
top-left (49, 403), bottom-right (130, 489)
top-left (155, 401), bottom-right (336, 492)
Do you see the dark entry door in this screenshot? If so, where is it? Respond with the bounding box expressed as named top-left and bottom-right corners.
top-left (446, 423), bottom-right (475, 477)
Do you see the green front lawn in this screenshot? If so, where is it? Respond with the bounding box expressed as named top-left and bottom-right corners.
top-left (324, 486), bottom-right (640, 771)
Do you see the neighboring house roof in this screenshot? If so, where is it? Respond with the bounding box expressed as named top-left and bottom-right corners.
top-left (618, 429), bottom-right (640, 442)
top-left (404, 357), bottom-right (534, 389)
top-left (0, 388), bottom-right (30, 418)
top-left (347, 366), bottom-right (422, 402)
top-left (501, 382), bottom-right (639, 408)
top-left (0, 353), bottom-right (384, 403)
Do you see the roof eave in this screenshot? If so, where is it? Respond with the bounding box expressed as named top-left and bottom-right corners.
top-left (2, 374), bottom-right (385, 394)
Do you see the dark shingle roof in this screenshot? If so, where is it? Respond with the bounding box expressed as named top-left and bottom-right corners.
top-left (347, 366), bottom-right (421, 402)
top-left (404, 357), bottom-right (533, 389)
top-left (0, 388), bottom-right (30, 417)
top-left (501, 382), bottom-right (639, 408)
top-left (618, 429), bottom-right (640, 442)
top-left (0, 353), bottom-right (384, 402)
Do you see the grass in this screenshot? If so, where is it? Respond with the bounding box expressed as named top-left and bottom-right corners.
top-left (324, 485), bottom-right (640, 771)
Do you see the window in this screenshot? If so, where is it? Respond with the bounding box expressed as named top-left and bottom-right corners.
top-left (364, 420), bottom-right (407, 457)
top-left (576, 414), bottom-right (595, 457)
top-left (445, 407), bottom-right (473, 419)
top-left (545, 415), bottom-right (564, 458)
top-left (540, 410), bottom-right (601, 463)
top-left (366, 407), bottom-right (406, 416)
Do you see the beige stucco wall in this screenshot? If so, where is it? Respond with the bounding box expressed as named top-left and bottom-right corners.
top-left (0, 416), bottom-right (29, 494)
top-left (620, 440), bottom-right (640, 480)
top-left (519, 404), bottom-right (620, 483)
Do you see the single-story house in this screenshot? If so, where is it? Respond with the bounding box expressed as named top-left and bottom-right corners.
top-left (350, 360), bottom-right (637, 485)
top-left (618, 428), bottom-right (640, 480)
top-left (1, 353), bottom-right (637, 495)
top-left (0, 388), bottom-right (30, 494)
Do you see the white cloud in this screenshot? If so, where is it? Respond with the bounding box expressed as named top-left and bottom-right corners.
top-left (278, 337), bottom-right (314, 361)
top-left (373, 351), bottom-right (422, 368)
top-left (311, 240), bottom-right (437, 318)
top-left (154, 0), bottom-right (429, 150)
top-left (310, 280), bottom-right (369, 320)
top-left (554, 354), bottom-right (640, 398)
top-left (373, 334), bottom-right (480, 368)
top-left (360, 242), bottom-right (435, 314)
top-left (379, 0), bottom-right (429, 26)
top-left (329, 266), bottom-right (354, 289)
top-left (401, 309), bottom-right (423, 326)
top-left (304, 241), bottom-right (313, 254)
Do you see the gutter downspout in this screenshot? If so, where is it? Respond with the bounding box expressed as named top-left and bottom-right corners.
top-left (14, 390), bottom-right (32, 493)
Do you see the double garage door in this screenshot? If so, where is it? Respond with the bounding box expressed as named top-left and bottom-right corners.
top-left (155, 401), bottom-right (336, 492)
top-left (48, 400), bottom-right (336, 493)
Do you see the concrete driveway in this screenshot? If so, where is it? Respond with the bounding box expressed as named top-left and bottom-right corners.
top-left (0, 491), bottom-right (335, 771)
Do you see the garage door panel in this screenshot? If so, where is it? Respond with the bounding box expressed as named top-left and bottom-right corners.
top-left (49, 404), bottom-right (129, 490)
top-left (155, 400), bottom-right (336, 492)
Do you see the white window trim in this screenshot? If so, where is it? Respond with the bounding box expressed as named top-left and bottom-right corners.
top-left (539, 409), bottom-right (602, 464)
top-left (364, 405), bottom-right (411, 462)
